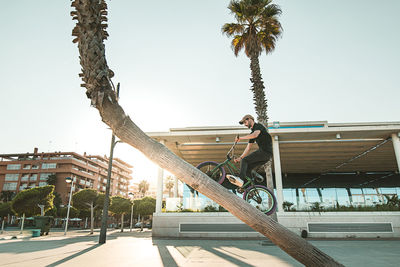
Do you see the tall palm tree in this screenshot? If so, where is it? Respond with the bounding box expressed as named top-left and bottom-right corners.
top-left (165, 176), bottom-right (175, 197)
top-left (69, 1), bottom-right (342, 265)
top-left (222, 0), bottom-right (282, 216)
top-left (138, 180), bottom-right (149, 197)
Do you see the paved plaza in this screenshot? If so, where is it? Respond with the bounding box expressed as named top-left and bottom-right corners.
top-left (1, 229), bottom-right (400, 266)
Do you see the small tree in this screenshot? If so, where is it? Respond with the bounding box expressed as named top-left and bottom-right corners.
top-left (11, 186), bottom-right (55, 217)
top-left (384, 195), bottom-right (400, 209)
top-left (311, 202), bottom-right (324, 212)
top-left (72, 189), bottom-right (107, 234)
top-left (0, 191), bottom-right (16, 202)
top-left (11, 185), bottom-right (55, 233)
top-left (53, 192), bottom-right (62, 213)
top-left (0, 202), bottom-right (14, 218)
top-left (283, 201), bottom-right (294, 212)
top-left (46, 174), bottom-right (57, 186)
top-left (138, 180), bottom-right (149, 197)
top-left (136, 197), bottom-right (156, 231)
top-left (0, 202), bottom-right (14, 233)
top-left (109, 196), bottom-right (131, 232)
top-left (59, 206), bottom-right (79, 218)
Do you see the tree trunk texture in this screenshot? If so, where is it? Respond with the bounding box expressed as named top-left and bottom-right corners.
top-left (70, 1), bottom-right (344, 266)
top-left (249, 54), bottom-right (277, 221)
top-left (20, 213), bottom-right (25, 234)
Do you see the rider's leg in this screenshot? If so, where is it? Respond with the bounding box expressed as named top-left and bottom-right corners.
top-left (240, 150), bottom-right (271, 181)
top-left (239, 150), bottom-right (264, 180)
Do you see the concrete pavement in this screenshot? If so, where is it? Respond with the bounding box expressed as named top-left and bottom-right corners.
top-left (1, 229), bottom-right (400, 266)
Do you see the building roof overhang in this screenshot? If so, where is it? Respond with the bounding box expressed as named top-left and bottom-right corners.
top-left (147, 121), bottom-right (400, 186)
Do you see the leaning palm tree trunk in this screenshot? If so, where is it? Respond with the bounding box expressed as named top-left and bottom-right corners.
top-left (249, 53), bottom-right (276, 220)
top-left (69, 1), bottom-right (343, 265)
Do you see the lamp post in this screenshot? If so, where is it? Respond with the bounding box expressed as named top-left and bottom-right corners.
top-left (64, 176), bottom-right (74, 235)
top-left (99, 83), bottom-right (122, 244)
top-left (129, 193), bottom-right (134, 232)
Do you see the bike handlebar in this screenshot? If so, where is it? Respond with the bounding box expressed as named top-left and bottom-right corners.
top-left (226, 135), bottom-right (240, 159)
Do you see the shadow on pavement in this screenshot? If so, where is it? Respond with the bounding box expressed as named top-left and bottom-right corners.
top-left (154, 243), bottom-right (179, 267)
top-left (151, 238), bottom-right (282, 267)
top-left (0, 231), bottom-right (122, 254)
top-left (45, 244), bottom-right (101, 267)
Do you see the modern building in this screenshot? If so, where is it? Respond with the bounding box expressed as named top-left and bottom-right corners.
top-left (147, 121), bottom-right (400, 238)
top-left (0, 148), bottom-right (133, 204)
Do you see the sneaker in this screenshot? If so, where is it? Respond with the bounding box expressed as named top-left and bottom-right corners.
top-left (226, 174), bottom-right (244, 187)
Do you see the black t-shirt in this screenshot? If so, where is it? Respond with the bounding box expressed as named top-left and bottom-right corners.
top-left (249, 123), bottom-right (272, 153)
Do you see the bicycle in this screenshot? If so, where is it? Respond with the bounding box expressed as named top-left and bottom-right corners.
top-left (195, 137), bottom-right (277, 215)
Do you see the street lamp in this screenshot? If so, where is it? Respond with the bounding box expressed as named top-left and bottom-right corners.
top-left (129, 193), bottom-right (134, 232)
top-left (64, 176), bottom-right (74, 235)
top-left (99, 82), bottom-right (122, 244)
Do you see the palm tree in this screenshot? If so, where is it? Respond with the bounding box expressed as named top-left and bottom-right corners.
top-left (69, 1), bottom-right (342, 265)
top-left (222, 0), bottom-right (282, 216)
top-left (165, 176), bottom-right (174, 197)
top-left (138, 180), bottom-right (149, 197)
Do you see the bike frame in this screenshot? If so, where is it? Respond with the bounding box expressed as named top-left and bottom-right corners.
top-left (208, 143), bottom-right (256, 190)
top-left (198, 139), bottom-right (277, 215)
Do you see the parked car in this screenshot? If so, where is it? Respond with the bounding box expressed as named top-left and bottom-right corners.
top-left (134, 222), bottom-right (152, 228)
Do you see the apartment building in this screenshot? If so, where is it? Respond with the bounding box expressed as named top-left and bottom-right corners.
top-left (0, 148), bottom-right (133, 204)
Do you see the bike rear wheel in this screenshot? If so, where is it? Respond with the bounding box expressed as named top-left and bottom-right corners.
top-left (196, 161), bottom-right (226, 184)
top-left (243, 185), bottom-right (276, 215)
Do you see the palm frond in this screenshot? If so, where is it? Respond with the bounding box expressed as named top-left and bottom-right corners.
top-left (222, 23), bottom-right (245, 36)
top-left (223, 0), bottom-right (282, 58)
top-left (232, 35), bottom-right (245, 56)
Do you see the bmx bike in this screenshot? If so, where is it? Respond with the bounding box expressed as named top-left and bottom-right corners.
top-left (196, 138), bottom-right (277, 215)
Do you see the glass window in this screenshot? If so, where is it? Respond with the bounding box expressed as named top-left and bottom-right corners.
top-left (30, 175), bottom-right (38, 181)
top-left (335, 188), bottom-right (350, 206)
top-left (19, 183), bottom-right (28, 190)
top-left (380, 187), bottom-right (397, 195)
top-left (38, 182), bottom-right (47, 187)
top-left (32, 165), bottom-right (39, 169)
top-left (23, 164), bottom-right (31, 169)
top-left (5, 173), bottom-right (19, 181)
top-left (21, 174), bottom-right (30, 181)
top-left (7, 164), bottom-right (21, 170)
top-left (305, 188), bottom-right (321, 203)
top-left (41, 163), bottom-right (57, 169)
top-left (40, 173), bottom-right (53, 180)
top-left (3, 182), bottom-right (17, 191)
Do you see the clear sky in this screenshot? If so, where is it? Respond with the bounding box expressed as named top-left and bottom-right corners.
top-left (1, 1), bottom-right (399, 185)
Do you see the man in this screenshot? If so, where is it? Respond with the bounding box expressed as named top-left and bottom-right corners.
top-left (226, 114), bottom-right (273, 187)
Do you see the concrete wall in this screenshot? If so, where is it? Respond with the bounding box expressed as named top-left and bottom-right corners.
top-left (152, 212), bottom-right (400, 238)
top-left (152, 212), bottom-right (264, 238)
top-left (279, 211), bottom-right (400, 238)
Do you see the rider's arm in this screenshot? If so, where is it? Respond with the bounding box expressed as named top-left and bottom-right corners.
top-left (239, 142), bottom-right (253, 159)
top-left (238, 130), bottom-right (260, 141)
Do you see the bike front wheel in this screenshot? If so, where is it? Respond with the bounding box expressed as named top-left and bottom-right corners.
top-left (196, 161), bottom-right (226, 184)
top-left (243, 185), bottom-right (276, 215)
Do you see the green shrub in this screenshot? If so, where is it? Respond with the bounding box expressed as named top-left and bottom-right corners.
top-left (203, 205), bottom-right (218, 212)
